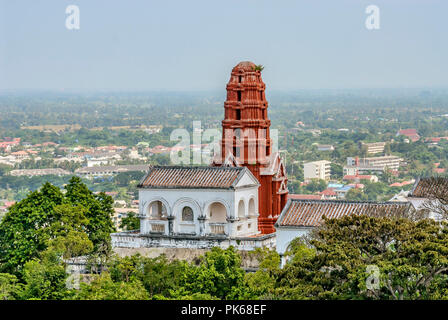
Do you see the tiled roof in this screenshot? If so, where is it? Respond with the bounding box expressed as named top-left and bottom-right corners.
top-left (276, 199), bottom-right (411, 227)
top-left (410, 177), bottom-right (448, 198)
top-left (319, 188), bottom-right (337, 196)
top-left (398, 129), bottom-right (418, 135)
top-left (138, 166), bottom-right (251, 189)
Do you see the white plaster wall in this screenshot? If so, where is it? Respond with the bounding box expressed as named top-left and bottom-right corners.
top-left (138, 185), bottom-right (260, 238)
top-left (409, 198), bottom-right (445, 221)
top-left (139, 188), bottom-right (234, 234)
top-left (111, 232), bottom-right (276, 251)
top-left (137, 167), bottom-right (261, 239)
top-left (233, 186), bottom-right (259, 236)
top-left (303, 162), bottom-right (317, 180)
top-left (276, 227), bottom-right (311, 255)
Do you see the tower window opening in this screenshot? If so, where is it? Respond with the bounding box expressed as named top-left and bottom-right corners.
top-left (237, 91), bottom-right (241, 101)
top-left (236, 109), bottom-right (241, 120)
top-left (239, 76), bottom-right (242, 83)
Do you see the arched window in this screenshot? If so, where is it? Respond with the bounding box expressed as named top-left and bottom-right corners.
top-left (249, 198), bottom-right (256, 216)
top-left (182, 206), bottom-right (194, 222)
top-left (238, 199), bottom-right (245, 218)
top-left (148, 200), bottom-right (167, 220)
top-left (209, 202), bottom-right (227, 223)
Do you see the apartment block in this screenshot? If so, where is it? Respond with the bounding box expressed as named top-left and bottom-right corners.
top-left (303, 160), bottom-right (331, 181)
top-left (360, 142), bottom-right (386, 154)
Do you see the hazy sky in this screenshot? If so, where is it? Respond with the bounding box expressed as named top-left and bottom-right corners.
top-left (0, 0), bottom-right (447, 91)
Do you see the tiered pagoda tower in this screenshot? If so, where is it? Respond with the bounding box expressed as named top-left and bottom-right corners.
top-left (215, 61), bottom-right (288, 234)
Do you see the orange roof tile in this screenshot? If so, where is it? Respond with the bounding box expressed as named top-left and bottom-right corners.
top-left (138, 166), bottom-right (254, 189)
top-left (411, 177), bottom-right (448, 198)
top-left (276, 199), bottom-right (411, 227)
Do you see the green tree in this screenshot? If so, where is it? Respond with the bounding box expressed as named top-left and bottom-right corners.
top-left (0, 183), bottom-right (65, 274)
top-left (244, 248), bottom-right (281, 299)
top-left (0, 178), bottom-right (114, 275)
top-left (0, 273), bottom-right (23, 300)
top-left (20, 248), bottom-right (68, 300)
top-left (345, 188), bottom-right (368, 201)
top-left (64, 176), bottom-right (115, 254)
top-left (330, 163), bottom-right (343, 180)
top-left (180, 247), bottom-right (247, 300)
top-left (108, 254), bottom-right (189, 298)
top-left (305, 179), bottom-right (327, 193)
top-left (47, 204), bottom-right (93, 259)
top-left (276, 215), bottom-right (448, 300)
top-left (119, 212), bottom-right (140, 231)
top-left (73, 273), bottom-right (148, 300)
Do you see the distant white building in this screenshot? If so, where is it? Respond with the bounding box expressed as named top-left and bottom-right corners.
top-left (9, 168), bottom-right (71, 177)
top-left (111, 166), bottom-right (275, 251)
top-left (75, 165), bottom-right (149, 179)
top-left (317, 144), bottom-right (334, 152)
top-left (303, 160), bottom-right (331, 182)
top-left (347, 156), bottom-right (402, 172)
top-left (360, 142), bottom-right (386, 154)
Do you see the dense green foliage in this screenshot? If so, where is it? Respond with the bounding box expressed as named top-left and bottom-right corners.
top-left (275, 215), bottom-right (448, 300)
top-left (0, 177), bottom-right (114, 275)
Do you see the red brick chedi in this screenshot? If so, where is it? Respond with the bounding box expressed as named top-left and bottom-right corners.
top-left (214, 61), bottom-right (288, 234)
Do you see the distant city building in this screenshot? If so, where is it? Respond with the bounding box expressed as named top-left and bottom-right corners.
top-left (318, 188), bottom-right (338, 200)
top-left (426, 137), bottom-right (448, 145)
top-left (345, 156), bottom-right (402, 174)
top-left (389, 180), bottom-right (415, 188)
top-left (0, 138), bottom-right (21, 152)
top-left (360, 142), bottom-right (386, 154)
top-left (9, 168), bottom-right (71, 177)
top-left (145, 125), bottom-right (163, 134)
top-left (317, 144), bottom-right (334, 152)
top-left (327, 183), bottom-right (344, 189)
top-left (287, 194), bottom-right (323, 200)
top-left (75, 165), bottom-right (150, 178)
top-left (303, 160), bottom-right (331, 182)
top-left (343, 174), bottom-right (379, 183)
top-left (11, 151), bottom-right (29, 159)
top-left (397, 129), bottom-right (420, 142)
top-left (334, 185), bottom-right (354, 199)
top-left (85, 152), bottom-right (122, 167)
top-left (53, 156), bottom-right (84, 164)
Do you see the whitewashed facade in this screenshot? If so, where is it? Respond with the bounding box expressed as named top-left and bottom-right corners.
top-left (112, 166), bottom-right (275, 251)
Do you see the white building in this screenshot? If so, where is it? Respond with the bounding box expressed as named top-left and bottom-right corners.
top-left (347, 156), bottom-right (402, 171)
top-left (317, 144), bottom-right (334, 152)
top-left (275, 199), bottom-right (412, 263)
top-left (75, 165), bottom-right (149, 179)
top-left (360, 142), bottom-right (386, 154)
top-left (303, 160), bottom-right (331, 182)
top-left (111, 166), bottom-right (275, 251)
